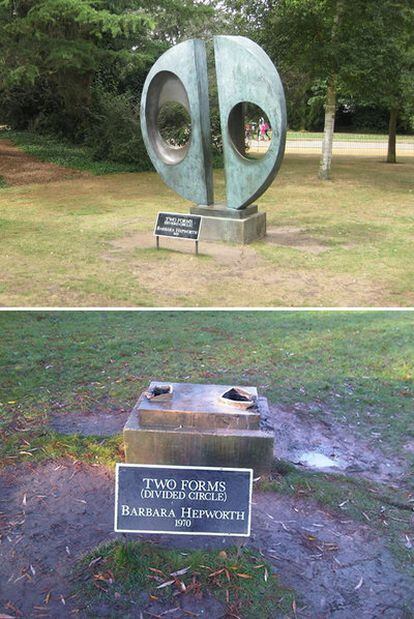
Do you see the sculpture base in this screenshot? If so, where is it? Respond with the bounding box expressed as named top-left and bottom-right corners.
top-left (123, 382), bottom-right (275, 475)
top-left (190, 204), bottom-right (266, 244)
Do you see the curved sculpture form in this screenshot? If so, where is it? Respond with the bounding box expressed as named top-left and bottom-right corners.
top-left (140, 39), bottom-right (214, 205)
top-left (140, 36), bottom-right (286, 212)
top-left (214, 36), bottom-right (287, 209)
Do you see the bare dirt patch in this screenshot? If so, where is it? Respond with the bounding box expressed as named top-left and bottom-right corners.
top-left (109, 230), bottom-right (260, 268)
top-left (0, 461), bottom-right (115, 617)
top-left (1, 461), bottom-right (413, 618)
top-left (106, 231), bottom-right (383, 307)
top-left (50, 408), bottom-right (128, 437)
top-left (265, 226), bottom-right (333, 254)
top-left (252, 492), bottom-right (413, 618)
top-left (270, 403), bottom-right (408, 486)
top-left (0, 139), bottom-right (87, 186)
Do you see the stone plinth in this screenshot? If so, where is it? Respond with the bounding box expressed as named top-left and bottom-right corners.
top-left (123, 382), bottom-right (274, 475)
top-left (190, 205), bottom-right (266, 244)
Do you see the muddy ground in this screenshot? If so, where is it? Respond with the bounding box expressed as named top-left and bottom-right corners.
top-left (2, 401), bottom-right (413, 617)
top-left (50, 401), bottom-right (410, 487)
top-left (0, 139), bottom-right (86, 186)
top-left (267, 403), bottom-right (409, 486)
top-left (0, 460), bottom-right (413, 618)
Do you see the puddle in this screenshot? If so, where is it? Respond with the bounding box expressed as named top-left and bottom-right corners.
top-left (296, 451), bottom-right (341, 469)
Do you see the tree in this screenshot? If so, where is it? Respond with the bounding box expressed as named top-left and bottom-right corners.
top-left (0, 0), bottom-right (156, 135)
top-left (226, 0), bottom-right (414, 177)
top-left (0, 0), bottom-right (214, 137)
top-left (264, 0), bottom-right (369, 180)
top-left (337, 0), bottom-right (414, 163)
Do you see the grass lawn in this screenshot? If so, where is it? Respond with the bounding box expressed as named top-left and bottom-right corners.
top-left (1, 311), bottom-right (413, 608)
top-left (0, 140), bottom-right (413, 306)
top-left (75, 542), bottom-right (295, 617)
top-left (0, 130), bottom-right (139, 175)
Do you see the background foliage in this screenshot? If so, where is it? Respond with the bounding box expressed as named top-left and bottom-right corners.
top-left (0, 0), bottom-right (413, 169)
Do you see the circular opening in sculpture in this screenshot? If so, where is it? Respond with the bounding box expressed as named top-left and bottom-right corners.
top-left (157, 101), bottom-right (192, 151)
top-left (228, 102), bottom-right (272, 160)
top-left (145, 71), bottom-right (191, 165)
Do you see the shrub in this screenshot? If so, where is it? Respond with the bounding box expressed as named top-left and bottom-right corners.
top-left (87, 86), bottom-right (152, 170)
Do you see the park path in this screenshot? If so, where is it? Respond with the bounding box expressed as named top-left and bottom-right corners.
top-left (248, 138), bottom-right (414, 157)
top-left (0, 139), bottom-right (86, 186)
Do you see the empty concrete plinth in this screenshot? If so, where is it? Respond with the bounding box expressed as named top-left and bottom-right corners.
top-left (190, 205), bottom-right (266, 244)
top-left (123, 382), bottom-right (275, 474)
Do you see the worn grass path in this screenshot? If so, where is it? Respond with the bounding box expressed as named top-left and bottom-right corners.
top-left (0, 142), bottom-right (413, 306)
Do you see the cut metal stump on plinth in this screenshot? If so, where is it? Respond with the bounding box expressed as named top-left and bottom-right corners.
top-left (124, 382), bottom-right (275, 475)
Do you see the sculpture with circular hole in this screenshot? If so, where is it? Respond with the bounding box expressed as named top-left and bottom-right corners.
top-left (140, 36), bottom-right (286, 211)
top-left (140, 39), bottom-right (214, 206)
top-left (214, 36), bottom-right (286, 210)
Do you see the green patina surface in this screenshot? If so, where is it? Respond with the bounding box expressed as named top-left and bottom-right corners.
top-left (140, 36), bottom-right (286, 211)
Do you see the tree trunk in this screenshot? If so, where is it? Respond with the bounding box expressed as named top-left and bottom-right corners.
top-left (319, 78), bottom-right (336, 180)
top-left (318, 0), bottom-right (343, 181)
top-left (387, 108), bottom-right (398, 163)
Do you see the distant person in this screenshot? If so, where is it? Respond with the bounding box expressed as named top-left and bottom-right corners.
top-left (260, 120), bottom-right (268, 141)
top-left (245, 123), bottom-right (252, 141)
top-left (258, 117), bottom-right (264, 140)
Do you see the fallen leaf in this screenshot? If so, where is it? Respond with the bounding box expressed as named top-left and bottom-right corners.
top-left (5, 601), bottom-right (22, 617)
top-left (354, 576), bottom-right (364, 591)
top-left (88, 556), bottom-right (102, 568)
top-left (170, 567), bottom-right (190, 577)
top-left (236, 573), bottom-right (252, 579)
top-left (156, 579), bottom-right (175, 589)
top-left (149, 568), bottom-right (165, 576)
top-left (208, 568), bottom-right (225, 578)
